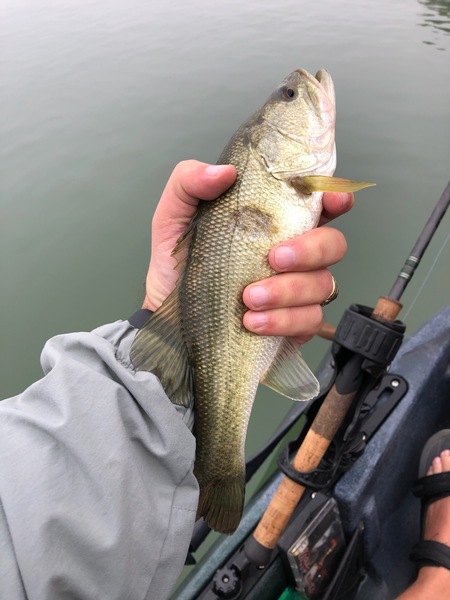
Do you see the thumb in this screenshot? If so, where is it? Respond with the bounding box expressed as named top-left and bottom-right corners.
top-left (153, 160), bottom-right (237, 238)
top-left (143, 160), bottom-right (236, 311)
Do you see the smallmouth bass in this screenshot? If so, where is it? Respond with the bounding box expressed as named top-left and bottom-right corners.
top-left (130, 69), bottom-right (373, 534)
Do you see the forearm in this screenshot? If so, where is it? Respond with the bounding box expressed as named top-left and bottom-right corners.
top-left (0, 320), bottom-right (197, 600)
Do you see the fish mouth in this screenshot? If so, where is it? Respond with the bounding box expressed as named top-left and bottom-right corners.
top-left (295, 68), bottom-right (335, 105)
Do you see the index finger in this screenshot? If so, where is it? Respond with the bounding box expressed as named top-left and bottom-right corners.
top-left (319, 192), bottom-right (354, 226)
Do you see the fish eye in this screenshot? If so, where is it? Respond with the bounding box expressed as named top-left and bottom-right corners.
top-left (280, 86), bottom-right (296, 101)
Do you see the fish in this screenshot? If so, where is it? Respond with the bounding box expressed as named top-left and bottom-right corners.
top-left (130, 68), bottom-right (374, 534)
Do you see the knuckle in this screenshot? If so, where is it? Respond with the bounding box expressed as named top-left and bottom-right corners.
top-left (309, 305), bottom-right (324, 330)
top-left (266, 278), bottom-right (283, 307)
top-left (335, 229), bottom-right (348, 258)
top-left (304, 232), bottom-right (328, 266)
top-left (173, 160), bottom-right (188, 175)
top-left (282, 283), bottom-right (301, 309)
top-left (173, 159), bottom-right (201, 178)
top-left (306, 227), bottom-right (348, 266)
top-left (287, 304), bottom-right (323, 335)
top-left (317, 269), bottom-right (332, 296)
top-left (269, 273), bottom-right (309, 308)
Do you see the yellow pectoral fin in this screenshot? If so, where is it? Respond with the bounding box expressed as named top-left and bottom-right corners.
top-left (291, 175), bottom-right (376, 195)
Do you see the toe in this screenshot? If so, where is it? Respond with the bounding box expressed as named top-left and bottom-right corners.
top-left (440, 449), bottom-right (450, 472)
top-left (428, 455), bottom-right (443, 476)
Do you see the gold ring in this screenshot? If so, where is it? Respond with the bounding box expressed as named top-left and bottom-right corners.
top-left (321, 275), bottom-right (339, 307)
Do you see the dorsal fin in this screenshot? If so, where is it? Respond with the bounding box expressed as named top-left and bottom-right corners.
top-left (130, 285), bottom-right (193, 407)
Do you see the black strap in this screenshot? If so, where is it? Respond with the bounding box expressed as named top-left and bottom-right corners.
top-left (128, 309), bottom-right (153, 329)
top-left (413, 472), bottom-right (450, 504)
top-left (277, 439), bottom-right (340, 490)
top-left (332, 304), bottom-right (406, 378)
top-left (411, 540), bottom-right (450, 571)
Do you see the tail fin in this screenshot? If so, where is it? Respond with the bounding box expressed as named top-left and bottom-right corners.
top-left (196, 476), bottom-right (245, 535)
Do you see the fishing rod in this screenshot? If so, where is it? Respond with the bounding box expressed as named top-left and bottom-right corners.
top-left (244, 179), bottom-right (450, 567)
top-left (183, 180), bottom-right (450, 599)
top-left (187, 180), bottom-right (450, 563)
top-left (388, 179), bottom-right (450, 303)
top-left (319, 179), bottom-right (450, 339)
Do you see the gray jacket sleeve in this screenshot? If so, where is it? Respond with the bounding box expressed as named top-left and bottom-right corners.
top-left (0, 320), bottom-right (198, 600)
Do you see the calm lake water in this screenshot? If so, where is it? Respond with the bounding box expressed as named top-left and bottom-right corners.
top-left (1, 0), bottom-right (450, 457)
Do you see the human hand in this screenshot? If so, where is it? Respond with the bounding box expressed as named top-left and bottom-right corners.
top-left (242, 194), bottom-right (352, 344)
top-left (142, 160), bottom-right (237, 311)
top-left (143, 160), bottom-right (353, 345)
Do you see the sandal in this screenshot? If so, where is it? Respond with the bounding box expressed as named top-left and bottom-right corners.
top-left (410, 429), bottom-right (450, 570)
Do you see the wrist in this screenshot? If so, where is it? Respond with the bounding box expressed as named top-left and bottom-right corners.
top-left (142, 286), bottom-right (164, 312)
top-left (142, 297), bottom-right (158, 311)
top-left (129, 308), bottom-right (153, 329)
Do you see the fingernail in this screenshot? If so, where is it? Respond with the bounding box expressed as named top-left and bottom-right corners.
top-left (246, 311), bottom-right (268, 330)
top-left (248, 286), bottom-right (269, 308)
top-left (340, 192), bottom-right (353, 209)
top-left (274, 246), bottom-right (296, 269)
top-left (205, 165), bottom-right (228, 176)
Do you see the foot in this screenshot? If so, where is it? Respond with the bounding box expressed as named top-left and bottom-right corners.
top-left (423, 450), bottom-right (450, 549)
top-left (397, 450), bottom-right (450, 599)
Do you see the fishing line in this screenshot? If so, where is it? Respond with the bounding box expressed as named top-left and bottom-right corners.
top-left (388, 180), bottom-right (450, 302)
top-left (402, 230), bottom-right (450, 321)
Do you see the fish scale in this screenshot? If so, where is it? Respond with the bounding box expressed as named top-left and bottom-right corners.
top-left (186, 155), bottom-right (321, 533)
top-left (130, 68), bottom-right (373, 534)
